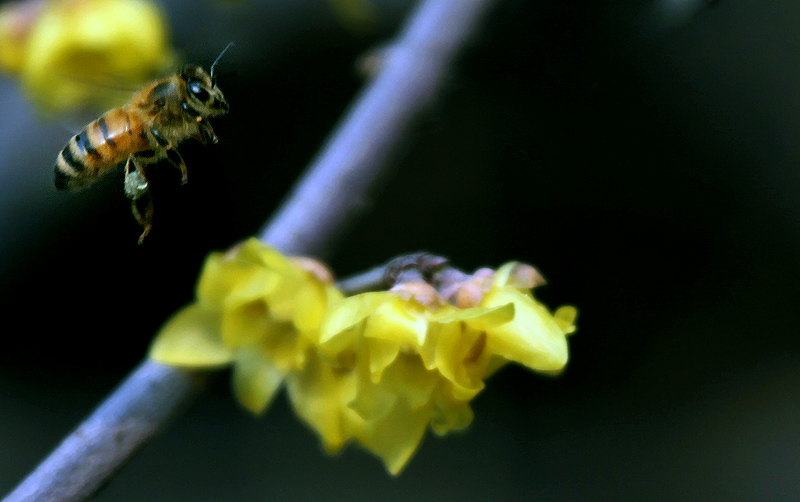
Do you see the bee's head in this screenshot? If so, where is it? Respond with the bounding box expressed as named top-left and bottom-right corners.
top-left (180, 64), bottom-right (229, 117)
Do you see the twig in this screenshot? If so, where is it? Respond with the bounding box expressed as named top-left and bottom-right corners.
top-left (259, 0), bottom-right (497, 257)
top-left (337, 264), bottom-right (387, 295)
top-left (337, 252), bottom-right (458, 294)
top-left (3, 363), bottom-right (208, 502)
top-left (2, 1), bottom-right (498, 501)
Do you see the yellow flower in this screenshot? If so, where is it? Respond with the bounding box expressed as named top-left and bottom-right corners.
top-left (152, 249), bottom-right (576, 475)
top-left (289, 266), bottom-right (577, 474)
top-left (327, 0), bottom-right (376, 31)
top-left (0, 0), bottom-right (174, 111)
top-left (150, 239), bottom-right (343, 414)
top-left (0, 0), bottom-right (45, 74)
top-left (479, 262), bottom-right (578, 375)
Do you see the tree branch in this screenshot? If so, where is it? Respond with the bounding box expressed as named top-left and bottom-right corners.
top-left (259, 0), bottom-right (496, 257)
top-left (337, 252), bottom-right (461, 295)
top-left (3, 363), bottom-right (208, 502)
top-left (2, 1), bottom-right (498, 500)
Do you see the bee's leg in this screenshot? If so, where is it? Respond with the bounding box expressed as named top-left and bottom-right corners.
top-left (149, 127), bottom-right (171, 150)
top-left (194, 119), bottom-right (218, 144)
top-left (123, 158), bottom-right (150, 200)
top-left (124, 158), bottom-right (154, 243)
top-left (165, 149), bottom-right (188, 184)
top-left (131, 192), bottom-right (154, 244)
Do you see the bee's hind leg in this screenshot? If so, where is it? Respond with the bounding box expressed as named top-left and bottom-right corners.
top-left (131, 193), bottom-right (154, 244)
top-left (123, 158), bottom-right (150, 199)
top-left (123, 158), bottom-right (154, 244)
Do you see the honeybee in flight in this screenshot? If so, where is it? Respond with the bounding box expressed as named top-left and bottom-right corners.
top-left (54, 44), bottom-right (232, 243)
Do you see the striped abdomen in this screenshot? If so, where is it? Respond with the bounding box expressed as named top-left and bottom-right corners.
top-left (55, 107), bottom-right (149, 191)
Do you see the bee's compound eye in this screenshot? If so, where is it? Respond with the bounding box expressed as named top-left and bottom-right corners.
top-left (187, 77), bottom-right (210, 102)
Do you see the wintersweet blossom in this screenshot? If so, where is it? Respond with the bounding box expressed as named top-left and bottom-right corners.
top-left (150, 244), bottom-right (577, 475)
top-left (289, 267), bottom-right (577, 474)
top-left (150, 238), bottom-right (342, 414)
top-left (0, 0), bottom-right (173, 111)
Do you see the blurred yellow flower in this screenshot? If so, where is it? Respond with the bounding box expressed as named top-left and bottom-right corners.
top-left (0, 0), bottom-right (174, 111)
top-left (0, 0), bottom-right (45, 74)
top-left (150, 239), bottom-right (343, 414)
top-left (289, 265), bottom-right (577, 474)
top-left (327, 0), bottom-right (376, 31)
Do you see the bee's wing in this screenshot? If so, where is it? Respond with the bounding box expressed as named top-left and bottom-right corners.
top-left (45, 72), bottom-right (148, 132)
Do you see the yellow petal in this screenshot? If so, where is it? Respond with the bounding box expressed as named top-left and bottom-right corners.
top-left (351, 349), bottom-right (438, 420)
top-left (286, 351), bottom-right (361, 453)
top-left (355, 397), bottom-right (433, 475)
top-left (381, 353), bottom-right (440, 410)
top-left (427, 302), bottom-right (514, 328)
top-left (234, 242), bottom-right (307, 323)
top-left (554, 305), bottom-right (578, 335)
top-left (364, 299), bottom-right (429, 348)
top-left (220, 298), bottom-right (274, 348)
top-left (492, 262), bottom-right (516, 288)
top-left (293, 281), bottom-right (342, 335)
top-left (317, 292), bottom-right (396, 354)
top-left (348, 355), bottom-right (397, 421)
top-left (236, 238), bottom-right (296, 271)
top-left (232, 347), bottom-right (285, 415)
top-left (402, 303), bottom-right (509, 383)
top-left (482, 287), bottom-right (570, 372)
top-left (366, 337), bottom-right (401, 383)
top-left (224, 268), bottom-right (280, 306)
top-left (428, 322), bottom-right (488, 400)
top-left (149, 304), bottom-right (233, 367)
top-left (197, 254), bottom-right (271, 309)
top-left (484, 355), bottom-right (509, 378)
top-left (430, 385), bottom-right (474, 436)
top-left (260, 322), bottom-right (309, 372)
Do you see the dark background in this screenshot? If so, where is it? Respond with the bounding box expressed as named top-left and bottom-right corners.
top-left (2, 0), bottom-right (799, 500)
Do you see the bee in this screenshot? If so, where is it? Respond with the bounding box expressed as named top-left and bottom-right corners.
top-left (54, 44), bottom-right (232, 243)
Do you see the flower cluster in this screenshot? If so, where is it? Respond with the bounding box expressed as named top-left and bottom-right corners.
top-left (0, 0), bottom-right (173, 111)
top-left (150, 239), bottom-right (343, 414)
top-left (150, 239), bottom-right (577, 474)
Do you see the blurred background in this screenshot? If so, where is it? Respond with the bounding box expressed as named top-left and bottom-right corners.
top-left (1, 0), bottom-right (800, 500)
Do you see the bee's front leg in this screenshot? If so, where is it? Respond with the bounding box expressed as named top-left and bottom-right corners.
top-left (165, 149), bottom-right (188, 184)
top-left (194, 118), bottom-right (218, 144)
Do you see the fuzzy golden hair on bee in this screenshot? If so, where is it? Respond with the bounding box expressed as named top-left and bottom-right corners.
top-left (54, 44), bottom-right (233, 243)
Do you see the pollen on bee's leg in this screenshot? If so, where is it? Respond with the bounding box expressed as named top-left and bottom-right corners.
top-left (124, 168), bottom-right (149, 200)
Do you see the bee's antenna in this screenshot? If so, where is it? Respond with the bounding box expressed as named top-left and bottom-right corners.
top-left (210, 42), bottom-right (234, 81)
